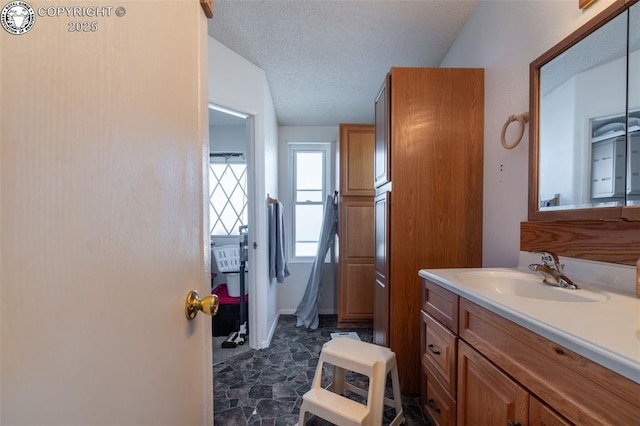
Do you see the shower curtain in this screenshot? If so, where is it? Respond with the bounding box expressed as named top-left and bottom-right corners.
top-left (294, 193), bottom-right (338, 329)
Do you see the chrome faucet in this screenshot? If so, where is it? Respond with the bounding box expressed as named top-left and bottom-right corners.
top-left (529, 251), bottom-right (579, 290)
top-left (538, 250), bottom-right (564, 274)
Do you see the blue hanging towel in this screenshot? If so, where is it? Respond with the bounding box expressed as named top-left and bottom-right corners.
top-left (269, 201), bottom-right (290, 283)
top-left (294, 194), bottom-right (338, 329)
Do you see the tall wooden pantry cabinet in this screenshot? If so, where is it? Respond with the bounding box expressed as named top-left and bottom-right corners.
top-left (337, 123), bottom-right (375, 328)
top-left (373, 68), bottom-right (484, 394)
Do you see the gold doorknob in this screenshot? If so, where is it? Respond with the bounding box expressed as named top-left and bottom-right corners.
top-left (185, 290), bottom-right (219, 320)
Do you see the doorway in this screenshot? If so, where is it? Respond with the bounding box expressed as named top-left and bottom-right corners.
top-left (208, 104), bottom-right (254, 363)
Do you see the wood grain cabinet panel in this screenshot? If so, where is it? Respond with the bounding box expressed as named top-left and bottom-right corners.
top-left (374, 189), bottom-right (390, 282)
top-left (421, 311), bottom-right (457, 396)
top-left (373, 67), bottom-right (484, 394)
top-left (374, 75), bottom-right (390, 188)
top-left (340, 124), bottom-right (375, 197)
top-left (373, 277), bottom-right (389, 346)
top-left (457, 340), bottom-right (528, 426)
top-left (423, 280), bottom-right (459, 333)
top-left (422, 365), bottom-right (456, 426)
top-left (337, 124), bottom-right (375, 328)
top-left (459, 298), bottom-right (640, 425)
top-left (343, 201), bottom-right (374, 258)
top-left (373, 189), bottom-right (390, 343)
top-left (342, 263), bottom-right (374, 319)
top-left (421, 278), bottom-right (639, 426)
top-left (529, 396), bottom-right (573, 426)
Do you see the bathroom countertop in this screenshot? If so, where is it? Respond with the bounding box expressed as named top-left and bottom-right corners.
top-left (419, 261), bottom-right (640, 385)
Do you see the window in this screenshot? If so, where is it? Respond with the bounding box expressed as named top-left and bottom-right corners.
top-left (209, 154), bottom-right (247, 236)
top-left (290, 143), bottom-right (331, 258)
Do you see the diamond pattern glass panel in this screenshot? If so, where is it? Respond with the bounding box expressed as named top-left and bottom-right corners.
top-left (209, 161), bottom-right (247, 236)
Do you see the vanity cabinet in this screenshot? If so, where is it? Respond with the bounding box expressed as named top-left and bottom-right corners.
top-left (421, 280), bottom-right (460, 426)
top-left (373, 67), bottom-right (484, 394)
top-left (421, 278), bottom-right (640, 426)
top-left (337, 124), bottom-right (375, 327)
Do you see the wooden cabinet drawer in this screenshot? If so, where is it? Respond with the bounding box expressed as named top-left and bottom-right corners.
top-left (422, 364), bottom-right (456, 426)
top-left (423, 280), bottom-right (458, 333)
top-left (459, 298), bottom-right (640, 425)
top-left (421, 310), bottom-right (457, 396)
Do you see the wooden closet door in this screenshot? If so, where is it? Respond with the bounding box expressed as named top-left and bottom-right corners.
top-left (374, 75), bottom-right (391, 188)
top-left (338, 199), bottom-right (374, 322)
top-left (337, 124), bottom-right (375, 328)
top-left (373, 189), bottom-right (390, 345)
top-left (340, 124), bottom-right (375, 197)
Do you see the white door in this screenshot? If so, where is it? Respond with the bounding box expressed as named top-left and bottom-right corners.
top-left (1, 2), bottom-right (213, 425)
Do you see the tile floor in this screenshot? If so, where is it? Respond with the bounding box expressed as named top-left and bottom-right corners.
top-left (213, 315), bottom-right (428, 425)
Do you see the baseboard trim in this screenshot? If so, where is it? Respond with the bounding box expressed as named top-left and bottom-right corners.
top-left (278, 308), bottom-right (336, 316)
top-left (260, 312), bottom-right (280, 349)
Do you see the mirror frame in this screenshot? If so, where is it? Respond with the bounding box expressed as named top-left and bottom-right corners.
top-left (529, 0), bottom-right (640, 222)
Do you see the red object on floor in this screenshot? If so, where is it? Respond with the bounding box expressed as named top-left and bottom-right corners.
top-left (212, 284), bottom-right (248, 305)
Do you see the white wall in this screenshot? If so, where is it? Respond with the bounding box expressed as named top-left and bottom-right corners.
top-left (277, 126), bottom-right (339, 314)
top-left (209, 124), bottom-right (248, 153)
top-left (208, 36), bottom-right (279, 349)
top-left (441, 0), bottom-right (619, 267)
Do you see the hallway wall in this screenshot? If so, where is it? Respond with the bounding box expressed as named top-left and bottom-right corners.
top-left (208, 36), bottom-right (279, 348)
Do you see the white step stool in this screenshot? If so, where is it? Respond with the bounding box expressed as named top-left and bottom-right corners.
top-left (298, 338), bottom-right (404, 425)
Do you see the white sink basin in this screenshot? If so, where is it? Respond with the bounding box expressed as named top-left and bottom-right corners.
top-left (453, 269), bottom-right (609, 303)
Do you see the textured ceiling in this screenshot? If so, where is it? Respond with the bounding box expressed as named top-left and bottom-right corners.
top-left (208, 0), bottom-right (478, 126)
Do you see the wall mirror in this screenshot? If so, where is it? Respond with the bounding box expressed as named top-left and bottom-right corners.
top-left (529, 0), bottom-right (640, 221)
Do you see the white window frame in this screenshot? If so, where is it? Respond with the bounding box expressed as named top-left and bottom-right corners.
top-left (288, 142), bottom-right (332, 260)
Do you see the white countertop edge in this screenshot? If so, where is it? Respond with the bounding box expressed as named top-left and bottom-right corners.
top-left (418, 268), bottom-right (640, 385)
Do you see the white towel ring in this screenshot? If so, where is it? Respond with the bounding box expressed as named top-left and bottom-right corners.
top-left (501, 112), bottom-right (529, 149)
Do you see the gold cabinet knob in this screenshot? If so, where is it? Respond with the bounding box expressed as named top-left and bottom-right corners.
top-left (185, 290), bottom-right (219, 320)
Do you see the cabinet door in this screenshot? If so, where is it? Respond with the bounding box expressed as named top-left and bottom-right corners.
top-left (529, 396), bottom-right (573, 426)
top-left (338, 199), bottom-right (374, 324)
top-left (373, 189), bottom-right (390, 346)
top-left (374, 74), bottom-right (390, 188)
top-left (457, 341), bottom-right (528, 426)
top-left (339, 124), bottom-right (375, 197)
top-left (373, 277), bottom-right (388, 346)
top-left (374, 189), bottom-right (390, 280)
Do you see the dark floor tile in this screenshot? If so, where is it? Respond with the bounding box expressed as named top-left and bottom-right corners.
top-left (272, 381), bottom-right (299, 399)
top-left (248, 384), bottom-right (273, 399)
top-left (214, 406), bottom-right (248, 424)
top-left (256, 398), bottom-right (296, 418)
top-left (213, 314), bottom-right (429, 426)
top-left (274, 414), bottom-right (299, 426)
